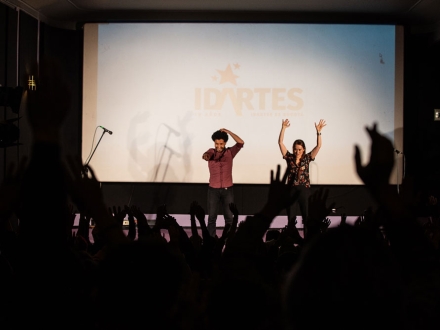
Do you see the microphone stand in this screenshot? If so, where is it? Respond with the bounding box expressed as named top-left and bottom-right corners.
top-left (83, 129), bottom-right (108, 227)
top-left (84, 129), bottom-right (108, 172)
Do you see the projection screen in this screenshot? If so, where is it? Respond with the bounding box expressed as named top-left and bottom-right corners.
top-left (82, 23), bottom-right (404, 184)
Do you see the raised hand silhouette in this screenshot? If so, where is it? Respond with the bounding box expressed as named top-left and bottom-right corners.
top-left (306, 187), bottom-right (335, 240)
top-left (354, 122), bottom-right (394, 188)
top-left (130, 205), bottom-right (152, 240)
top-left (125, 205), bottom-right (136, 241)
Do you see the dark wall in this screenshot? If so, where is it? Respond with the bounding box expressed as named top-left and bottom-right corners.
top-left (0, 4), bottom-right (82, 177)
top-left (0, 4), bottom-right (19, 176)
top-left (1, 2), bottom-right (439, 217)
top-left (403, 29), bottom-right (440, 198)
top-left (17, 11), bottom-right (38, 161)
top-left (39, 23), bottom-right (83, 157)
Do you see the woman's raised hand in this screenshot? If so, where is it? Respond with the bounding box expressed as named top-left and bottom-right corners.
top-left (315, 119), bottom-right (326, 133)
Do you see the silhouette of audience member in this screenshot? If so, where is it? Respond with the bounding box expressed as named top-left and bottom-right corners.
top-left (283, 122), bottom-right (440, 330)
top-left (283, 224), bottom-right (406, 330)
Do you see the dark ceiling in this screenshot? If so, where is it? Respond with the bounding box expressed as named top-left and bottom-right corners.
top-left (1, 0), bottom-right (440, 34)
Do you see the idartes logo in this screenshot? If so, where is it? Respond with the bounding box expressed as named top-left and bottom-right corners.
top-left (195, 63), bottom-right (304, 116)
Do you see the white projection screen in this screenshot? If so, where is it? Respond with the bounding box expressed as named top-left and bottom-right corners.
top-left (82, 23), bottom-right (404, 185)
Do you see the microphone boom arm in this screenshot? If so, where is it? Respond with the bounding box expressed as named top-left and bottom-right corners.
top-left (85, 128), bottom-right (109, 169)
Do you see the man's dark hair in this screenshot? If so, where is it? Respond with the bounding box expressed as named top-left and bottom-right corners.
top-left (211, 130), bottom-right (228, 142)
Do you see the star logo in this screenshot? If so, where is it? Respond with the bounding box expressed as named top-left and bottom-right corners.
top-left (216, 64), bottom-right (239, 85)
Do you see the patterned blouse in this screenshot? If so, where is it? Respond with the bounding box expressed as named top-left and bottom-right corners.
top-left (283, 151), bottom-right (314, 188)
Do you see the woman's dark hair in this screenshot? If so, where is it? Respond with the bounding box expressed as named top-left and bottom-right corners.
top-left (212, 130), bottom-right (228, 142)
top-left (293, 139), bottom-right (306, 155)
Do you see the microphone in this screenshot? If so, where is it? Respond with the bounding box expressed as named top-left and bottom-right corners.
top-left (163, 124), bottom-right (180, 137)
top-left (99, 126), bottom-right (113, 135)
top-left (394, 149), bottom-right (403, 155)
